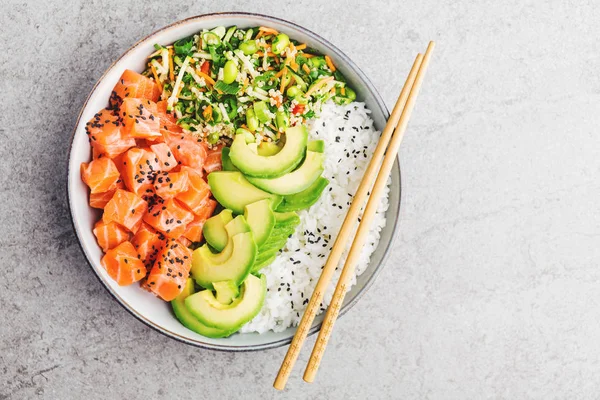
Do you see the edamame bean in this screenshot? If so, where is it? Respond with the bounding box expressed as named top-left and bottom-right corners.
top-left (345, 87), bottom-right (356, 102)
top-left (286, 85), bottom-right (301, 98)
top-left (239, 40), bottom-right (258, 55)
top-left (207, 132), bottom-right (220, 144)
top-left (223, 60), bottom-right (238, 84)
top-left (246, 108), bottom-right (259, 132)
top-left (272, 33), bottom-right (290, 55)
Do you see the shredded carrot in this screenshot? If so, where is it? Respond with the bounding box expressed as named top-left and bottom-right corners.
top-left (268, 123), bottom-right (278, 132)
top-left (258, 26), bottom-right (279, 35)
top-left (330, 87), bottom-right (336, 94)
top-left (265, 66), bottom-right (274, 71)
top-left (325, 55), bottom-right (336, 72)
top-left (150, 64), bottom-right (162, 92)
top-left (256, 51), bottom-right (276, 57)
top-left (302, 64), bottom-right (311, 74)
top-left (279, 70), bottom-right (287, 93)
top-left (305, 76), bottom-right (334, 97)
top-left (273, 56), bottom-right (280, 65)
top-left (241, 124), bottom-right (248, 129)
top-left (243, 77), bottom-right (249, 86)
top-left (275, 67), bottom-right (288, 78)
top-left (255, 31), bottom-right (264, 40)
top-left (341, 86), bottom-right (346, 96)
top-left (203, 105), bottom-right (213, 121)
top-left (295, 43), bottom-right (307, 50)
top-left (303, 53), bottom-right (317, 58)
top-left (290, 60), bottom-right (299, 72)
top-left (168, 49), bottom-right (174, 81)
top-left (257, 42), bottom-right (269, 48)
top-left (196, 70), bottom-right (216, 86)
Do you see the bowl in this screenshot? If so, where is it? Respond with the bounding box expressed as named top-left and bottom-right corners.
top-left (67, 12), bottom-right (401, 351)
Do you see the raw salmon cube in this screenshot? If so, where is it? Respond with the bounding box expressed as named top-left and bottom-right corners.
top-left (143, 198), bottom-right (195, 238)
top-left (81, 157), bottom-right (121, 194)
top-left (149, 142), bottom-right (177, 172)
top-left (145, 238), bottom-right (192, 301)
top-left (131, 223), bottom-right (166, 268)
top-left (204, 145), bottom-right (223, 174)
top-left (161, 130), bottom-right (207, 172)
top-left (153, 170), bottom-right (189, 200)
top-left (101, 241), bottom-right (147, 286)
top-left (121, 148), bottom-right (161, 197)
top-left (175, 167), bottom-right (211, 215)
top-left (89, 181), bottom-right (125, 209)
top-left (109, 69), bottom-right (161, 108)
top-left (182, 198), bottom-right (216, 243)
top-left (120, 98), bottom-right (161, 140)
top-left (156, 100), bottom-right (182, 133)
top-left (93, 220), bottom-right (130, 252)
top-left (103, 189), bottom-right (148, 233)
top-left (87, 109), bottom-right (135, 158)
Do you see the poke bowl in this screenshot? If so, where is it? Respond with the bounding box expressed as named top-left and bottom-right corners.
top-left (67, 12), bottom-right (401, 351)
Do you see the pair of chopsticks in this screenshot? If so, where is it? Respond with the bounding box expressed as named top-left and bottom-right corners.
top-left (274, 41), bottom-right (435, 390)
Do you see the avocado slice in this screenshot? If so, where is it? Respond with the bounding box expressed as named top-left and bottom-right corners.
top-left (257, 141), bottom-right (282, 156)
top-left (246, 151), bottom-right (324, 195)
top-left (185, 274), bottom-right (266, 331)
top-left (213, 280), bottom-right (240, 305)
top-left (274, 211), bottom-right (301, 228)
top-left (307, 140), bottom-right (325, 153)
top-left (251, 252), bottom-right (279, 273)
top-left (243, 199), bottom-right (275, 247)
top-left (229, 125), bottom-right (308, 178)
top-left (191, 231), bottom-right (257, 289)
top-left (208, 171), bottom-right (282, 214)
top-left (276, 177), bottom-right (329, 212)
top-left (171, 279), bottom-right (234, 338)
top-left (221, 147), bottom-right (239, 172)
top-left (205, 215), bottom-right (251, 264)
top-left (203, 209), bottom-right (234, 252)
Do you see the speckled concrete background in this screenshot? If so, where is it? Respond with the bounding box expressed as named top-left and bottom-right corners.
top-left (1, 1), bottom-right (600, 399)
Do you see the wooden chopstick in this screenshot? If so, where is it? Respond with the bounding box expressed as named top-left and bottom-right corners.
top-left (303, 41), bottom-right (435, 383)
top-left (273, 50), bottom-right (426, 391)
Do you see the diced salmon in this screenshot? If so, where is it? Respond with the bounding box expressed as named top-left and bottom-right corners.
top-left (182, 198), bottom-right (217, 243)
top-left (153, 170), bottom-right (189, 200)
top-left (80, 157), bottom-right (121, 194)
top-left (121, 148), bottom-right (161, 197)
top-left (103, 189), bottom-right (148, 233)
top-left (109, 69), bottom-right (161, 108)
top-left (175, 166), bottom-right (211, 215)
top-left (143, 197), bottom-right (195, 238)
top-left (145, 238), bottom-right (192, 301)
top-left (93, 220), bottom-right (130, 252)
top-left (204, 145), bottom-right (223, 174)
top-left (89, 181), bottom-right (125, 209)
top-left (120, 98), bottom-right (161, 140)
top-left (87, 109), bottom-right (135, 158)
top-left (131, 222), bottom-right (166, 268)
top-left (156, 100), bottom-right (182, 132)
top-left (178, 236), bottom-right (192, 247)
top-left (161, 130), bottom-right (207, 172)
top-left (101, 241), bottom-right (147, 286)
top-left (149, 142), bottom-right (177, 172)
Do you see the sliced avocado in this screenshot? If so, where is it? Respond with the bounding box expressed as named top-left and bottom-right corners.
top-left (246, 151), bottom-right (324, 195)
top-left (274, 211), bottom-right (301, 228)
top-left (229, 125), bottom-right (308, 178)
top-left (191, 231), bottom-right (257, 289)
top-left (251, 252), bottom-right (279, 272)
top-left (221, 147), bottom-right (239, 172)
top-left (213, 280), bottom-right (240, 305)
top-left (171, 279), bottom-right (234, 338)
top-left (185, 274), bottom-right (266, 331)
top-left (257, 141), bottom-right (281, 156)
top-left (203, 209), bottom-right (234, 252)
top-left (276, 177), bottom-right (329, 212)
top-left (207, 216), bottom-right (250, 264)
top-left (307, 140), bottom-right (325, 153)
top-left (208, 171), bottom-right (282, 214)
top-left (243, 199), bottom-right (275, 247)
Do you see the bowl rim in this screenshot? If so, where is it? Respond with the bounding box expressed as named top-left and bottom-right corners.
top-left (66, 11), bottom-right (401, 352)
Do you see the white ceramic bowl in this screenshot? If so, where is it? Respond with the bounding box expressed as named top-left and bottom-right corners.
top-left (67, 12), bottom-right (401, 351)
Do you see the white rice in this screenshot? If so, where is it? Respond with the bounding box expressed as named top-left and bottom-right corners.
top-left (240, 102), bottom-right (391, 333)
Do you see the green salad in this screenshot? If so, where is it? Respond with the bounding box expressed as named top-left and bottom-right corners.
top-left (144, 25), bottom-right (356, 146)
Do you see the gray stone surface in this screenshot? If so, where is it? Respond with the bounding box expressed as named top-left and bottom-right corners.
top-left (1, 0), bottom-right (600, 398)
